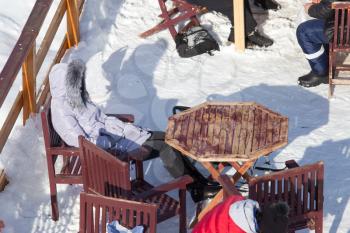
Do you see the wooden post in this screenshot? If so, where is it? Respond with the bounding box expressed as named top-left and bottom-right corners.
top-left (234, 0), bottom-right (245, 52)
top-left (22, 42), bottom-right (36, 125)
top-left (66, 0), bottom-right (80, 47)
top-left (0, 169), bottom-right (9, 192)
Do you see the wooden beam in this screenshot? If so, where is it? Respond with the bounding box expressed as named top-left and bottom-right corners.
top-left (66, 0), bottom-right (80, 47)
top-left (22, 42), bottom-right (36, 125)
top-left (234, 0), bottom-right (245, 52)
top-left (0, 169), bottom-right (9, 192)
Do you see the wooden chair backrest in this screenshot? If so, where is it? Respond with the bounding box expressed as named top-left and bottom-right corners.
top-left (41, 109), bottom-right (63, 148)
top-left (248, 161), bottom-right (324, 222)
top-left (331, 2), bottom-right (350, 49)
top-left (79, 136), bottom-right (132, 197)
top-left (80, 192), bottom-right (157, 233)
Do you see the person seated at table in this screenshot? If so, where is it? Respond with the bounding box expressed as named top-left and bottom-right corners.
top-left (296, 0), bottom-right (344, 87)
top-left (186, 0), bottom-right (280, 47)
top-left (49, 59), bottom-right (221, 203)
top-left (192, 195), bottom-right (289, 233)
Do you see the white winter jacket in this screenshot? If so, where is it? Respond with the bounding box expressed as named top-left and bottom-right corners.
top-left (49, 62), bottom-right (151, 152)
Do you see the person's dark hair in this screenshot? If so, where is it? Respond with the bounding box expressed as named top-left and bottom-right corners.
top-left (66, 59), bottom-right (90, 110)
top-left (257, 201), bottom-right (289, 233)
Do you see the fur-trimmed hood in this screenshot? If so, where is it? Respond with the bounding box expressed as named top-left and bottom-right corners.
top-left (49, 59), bottom-right (89, 110)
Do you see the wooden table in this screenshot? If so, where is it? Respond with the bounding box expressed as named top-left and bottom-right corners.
top-left (165, 101), bottom-right (288, 219)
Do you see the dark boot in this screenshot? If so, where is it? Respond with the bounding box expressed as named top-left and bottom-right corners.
top-left (254, 0), bottom-right (281, 10)
top-left (247, 30), bottom-right (273, 47)
top-left (188, 198), bottom-right (213, 228)
top-left (298, 71), bottom-right (328, 87)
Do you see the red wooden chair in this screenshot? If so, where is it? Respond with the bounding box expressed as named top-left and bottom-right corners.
top-left (41, 108), bottom-right (134, 221)
top-left (78, 136), bottom-right (193, 233)
top-left (219, 160), bottom-right (324, 233)
top-left (140, 0), bottom-right (207, 39)
top-left (329, 2), bottom-right (350, 96)
top-left (80, 192), bottom-right (157, 233)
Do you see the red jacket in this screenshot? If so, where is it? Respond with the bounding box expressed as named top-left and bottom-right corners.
top-left (192, 195), bottom-right (246, 233)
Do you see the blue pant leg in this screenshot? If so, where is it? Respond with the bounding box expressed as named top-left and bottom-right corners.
top-left (296, 19), bottom-right (330, 75)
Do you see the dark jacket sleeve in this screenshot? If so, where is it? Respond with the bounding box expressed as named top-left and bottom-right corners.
top-left (308, 0), bottom-right (333, 19)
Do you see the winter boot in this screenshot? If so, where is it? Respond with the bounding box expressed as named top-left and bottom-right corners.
top-left (188, 198), bottom-right (213, 228)
top-left (254, 0), bottom-right (281, 10)
top-left (228, 27), bottom-right (235, 43)
top-left (247, 30), bottom-right (274, 47)
top-left (298, 71), bottom-right (328, 87)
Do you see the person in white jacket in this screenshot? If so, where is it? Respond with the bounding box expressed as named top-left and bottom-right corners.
top-left (49, 59), bottom-right (221, 203)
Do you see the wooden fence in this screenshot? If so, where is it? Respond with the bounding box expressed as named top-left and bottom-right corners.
top-left (0, 0), bottom-right (85, 190)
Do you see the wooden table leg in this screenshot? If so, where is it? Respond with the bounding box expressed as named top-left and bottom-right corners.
top-left (198, 160), bottom-right (254, 220)
top-left (234, 0), bottom-right (245, 52)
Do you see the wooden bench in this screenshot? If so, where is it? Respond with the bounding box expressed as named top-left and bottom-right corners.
top-left (41, 108), bottom-right (134, 221)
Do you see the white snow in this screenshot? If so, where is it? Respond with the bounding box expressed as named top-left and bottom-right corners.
top-left (1, 0), bottom-right (350, 232)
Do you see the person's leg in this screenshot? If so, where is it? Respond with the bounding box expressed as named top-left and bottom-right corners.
top-left (296, 19), bottom-right (329, 87)
top-left (142, 131), bottom-right (221, 203)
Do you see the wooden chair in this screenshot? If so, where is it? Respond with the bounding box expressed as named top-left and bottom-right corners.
top-left (140, 0), bottom-right (207, 39)
top-left (41, 108), bottom-right (134, 221)
top-left (329, 2), bottom-right (350, 96)
top-left (78, 136), bottom-right (193, 233)
top-left (80, 192), bottom-right (157, 233)
top-left (219, 160), bottom-right (324, 233)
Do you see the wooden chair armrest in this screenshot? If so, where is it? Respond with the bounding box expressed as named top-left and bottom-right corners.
top-left (48, 147), bottom-right (80, 155)
top-left (285, 159), bottom-right (300, 169)
top-left (106, 114), bottom-right (135, 123)
top-left (218, 175), bottom-right (242, 197)
top-left (134, 175), bottom-right (193, 199)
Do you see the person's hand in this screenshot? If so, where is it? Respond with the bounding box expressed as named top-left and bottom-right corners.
top-left (304, 2), bottom-right (313, 13)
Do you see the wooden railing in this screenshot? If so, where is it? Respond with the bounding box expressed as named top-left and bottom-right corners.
top-left (0, 0), bottom-right (85, 190)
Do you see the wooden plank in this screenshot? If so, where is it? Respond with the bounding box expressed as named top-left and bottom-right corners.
top-left (225, 106), bottom-right (235, 154)
top-left (212, 107), bottom-right (223, 155)
top-left (207, 106), bottom-right (216, 154)
top-left (258, 111), bottom-right (267, 149)
top-left (234, 0), bottom-right (245, 52)
top-left (272, 116), bottom-right (281, 143)
top-left (0, 92), bottom-right (23, 153)
top-left (185, 112), bottom-right (196, 149)
top-left (232, 106), bottom-right (242, 154)
top-left (218, 106), bottom-right (230, 154)
top-left (66, 0), bottom-right (80, 47)
top-left (266, 114), bottom-right (273, 145)
top-left (238, 105), bottom-right (249, 154)
top-left (36, 0), bottom-right (67, 74)
top-left (22, 42), bottom-right (36, 125)
top-left (251, 108), bottom-right (262, 152)
top-left (244, 106), bottom-right (254, 154)
top-left (0, 169), bottom-right (9, 192)
top-left (0, 0), bottom-right (54, 108)
top-left (279, 118), bottom-right (288, 143)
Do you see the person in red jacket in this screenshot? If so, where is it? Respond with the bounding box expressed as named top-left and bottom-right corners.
top-left (192, 195), bottom-right (289, 233)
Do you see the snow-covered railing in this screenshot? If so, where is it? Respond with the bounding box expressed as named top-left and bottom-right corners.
top-left (0, 0), bottom-right (85, 155)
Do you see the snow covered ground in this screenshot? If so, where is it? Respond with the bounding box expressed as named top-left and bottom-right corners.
top-left (1, 0), bottom-right (350, 232)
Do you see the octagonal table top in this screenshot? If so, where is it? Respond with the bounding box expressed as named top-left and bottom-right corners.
top-left (165, 102), bottom-right (288, 162)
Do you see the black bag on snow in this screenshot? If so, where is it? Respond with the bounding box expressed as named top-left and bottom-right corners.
top-left (175, 26), bottom-right (220, 58)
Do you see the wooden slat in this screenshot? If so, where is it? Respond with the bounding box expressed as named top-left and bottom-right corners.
top-left (232, 106), bottom-right (242, 154)
top-left (303, 173), bottom-right (308, 213)
top-left (310, 171), bottom-right (316, 211)
top-left (233, 0), bottom-right (245, 52)
top-left (244, 106), bottom-right (254, 154)
top-left (266, 115), bottom-right (273, 145)
top-left (251, 108), bottom-right (262, 152)
top-left (66, 0), bottom-right (80, 47)
top-left (0, 92), bottom-right (23, 153)
top-left (0, 0), bottom-right (54, 108)
top-left (272, 116), bottom-right (281, 143)
top-left (296, 173), bottom-right (302, 215)
top-left (22, 42), bottom-right (36, 124)
top-left (224, 106), bottom-right (236, 154)
top-left (238, 106), bottom-right (249, 154)
top-left (211, 107), bottom-right (223, 154)
top-left (259, 111), bottom-right (268, 149)
top-left (185, 111), bottom-right (196, 148)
